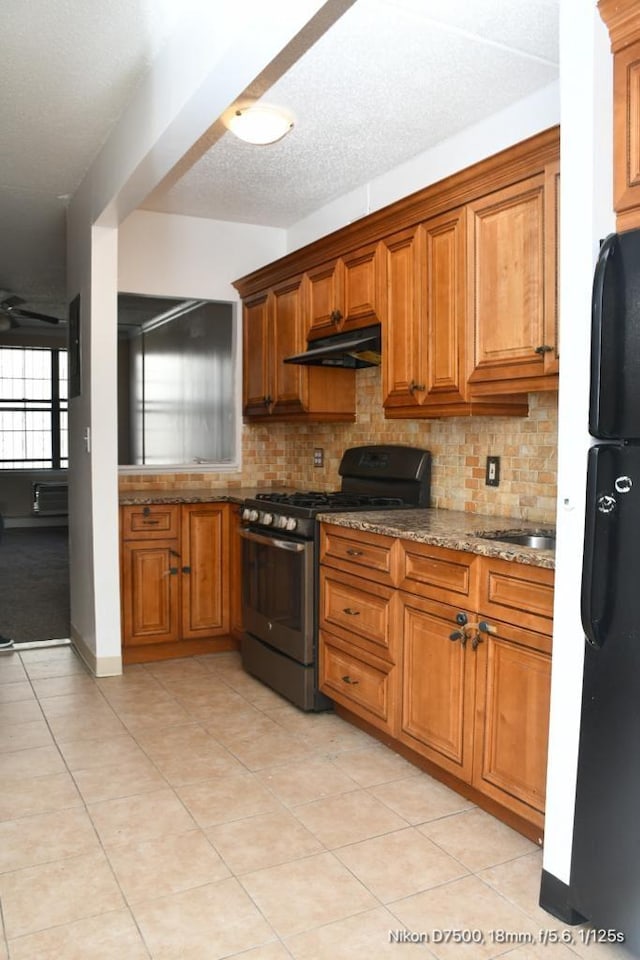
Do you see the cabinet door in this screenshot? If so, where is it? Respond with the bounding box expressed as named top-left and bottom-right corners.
top-left (473, 622), bottom-right (551, 825)
top-left (613, 39), bottom-right (640, 219)
top-left (398, 593), bottom-right (475, 782)
top-left (271, 276), bottom-right (307, 415)
top-left (380, 225), bottom-right (425, 411)
top-left (341, 243), bottom-right (380, 331)
top-left (180, 504), bottom-right (230, 639)
top-left (467, 175), bottom-right (552, 389)
top-left (423, 209), bottom-right (469, 406)
top-left (243, 292), bottom-right (272, 417)
top-left (121, 539), bottom-right (180, 646)
top-left (307, 260), bottom-right (343, 339)
top-left (544, 159), bottom-right (560, 376)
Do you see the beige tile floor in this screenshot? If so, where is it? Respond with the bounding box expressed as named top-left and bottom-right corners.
top-left (0, 645), bottom-right (629, 960)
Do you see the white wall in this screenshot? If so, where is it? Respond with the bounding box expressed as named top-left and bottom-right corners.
top-left (66, 0), bottom-right (337, 673)
top-left (542, 0), bottom-right (614, 884)
top-left (287, 81), bottom-right (559, 250)
top-left (118, 211), bottom-right (286, 302)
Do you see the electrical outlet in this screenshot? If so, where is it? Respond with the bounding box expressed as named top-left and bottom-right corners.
top-left (313, 448), bottom-right (324, 467)
top-left (486, 455), bottom-right (500, 487)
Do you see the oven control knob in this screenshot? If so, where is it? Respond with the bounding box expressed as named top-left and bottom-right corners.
top-left (261, 512), bottom-right (274, 526)
top-left (248, 509), bottom-right (259, 522)
top-left (285, 517), bottom-right (298, 531)
top-left (276, 515), bottom-right (288, 529)
top-left (242, 508), bottom-right (251, 521)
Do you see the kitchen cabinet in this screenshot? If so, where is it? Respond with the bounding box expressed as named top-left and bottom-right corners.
top-left (120, 502), bottom-right (236, 664)
top-left (318, 527), bottom-right (401, 734)
top-left (466, 167), bottom-right (559, 395)
top-left (235, 126), bottom-right (560, 417)
top-left (242, 278), bottom-right (356, 423)
top-left (307, 243), bottom-right (380, 340)
top-left (319, 521), bottom-right (554, 837)
top-left (598, 1), bottom-right (640, 229)
top-left (381, 213), bottom-right (528, 417)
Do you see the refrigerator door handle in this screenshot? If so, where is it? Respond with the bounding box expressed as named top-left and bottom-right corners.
top-left (581, 447), bottom-right (617, 649)
top-left (581, 482), bottom-right (603, 648)
top-left (590, 234), bottom-right (616, 436)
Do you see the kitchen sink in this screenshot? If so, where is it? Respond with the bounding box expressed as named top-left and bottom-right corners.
top-left (475, 528), bottom-right (556, 550)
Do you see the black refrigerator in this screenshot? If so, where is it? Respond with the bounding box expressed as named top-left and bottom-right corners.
top-left (571, 228), bottom-right (640, 954)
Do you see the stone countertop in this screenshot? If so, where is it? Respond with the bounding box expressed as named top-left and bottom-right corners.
top-left (119, 487), bottom-right (261, 506)
top-left (317, 507), bottom-right (556, 570)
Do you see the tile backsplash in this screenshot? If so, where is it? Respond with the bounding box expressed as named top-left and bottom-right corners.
top-left (119, 367), bottom-right (558, 524)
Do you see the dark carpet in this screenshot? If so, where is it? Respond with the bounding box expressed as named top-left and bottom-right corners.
top-left (0, 526), bottom-right (70, 643)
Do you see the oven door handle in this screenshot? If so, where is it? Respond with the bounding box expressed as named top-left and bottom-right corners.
top-left (239, 528), bottom-right (307, 553)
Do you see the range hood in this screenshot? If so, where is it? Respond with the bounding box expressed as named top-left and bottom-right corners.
top-left (283, 324), bottom-right (381, 368)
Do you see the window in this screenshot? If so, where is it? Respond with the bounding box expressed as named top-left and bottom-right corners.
top-left (0, 346), bottom-right (68, 469)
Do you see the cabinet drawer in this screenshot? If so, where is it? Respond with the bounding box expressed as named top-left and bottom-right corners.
top-left (320, 567), bottom-right (397, 661)
top-left (121, 504), bottom-right (180, 540)
top-left (479, 557), bottom-right (554, 635)
top-left (319, 630), bottom-right (396, 733)
top-left (320, 523), bottom-right (398, 585)
top-left (399, 540), bottom-right (480, 608)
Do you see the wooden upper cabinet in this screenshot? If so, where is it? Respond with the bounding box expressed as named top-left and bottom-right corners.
top-left (242, 292), bottom-right (272, 417)
top-left (242, 277), bottom-right (307, 418)
top-left (380, 224), bottom-right (425, 411)
top-left (614, 40), bottom-right (640, 225)
top-left (598, 0), bottom-right (640, 227)
top-left (382, 212), bottom-right (529, 418)
top-left (271, 275), bottom-right (307, 416)
top-left (467, 172), bottom-right (558, 394)
top-left (242, 276), bottom-right (356, 423)
top-left (307, 243), bottom-right (380, 340)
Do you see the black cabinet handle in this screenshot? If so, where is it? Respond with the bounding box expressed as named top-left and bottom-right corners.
top-left (182, 566), bottom-right (191, 574)
top-left (346, 548), bottom-right (363, 557)
top-left (341, 675), bottom-right (359, 685)
top-left (343, 607), bottom-right (360, 616)
top-left (330, 309), bottom-right (343, 324)
top-left (534, 344), bottom-right (554, 354)
top-left (409, 380), bottom-right (425, 393)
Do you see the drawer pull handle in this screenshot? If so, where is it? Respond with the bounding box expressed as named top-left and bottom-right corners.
top-left (142, 519), bottom-right (160, 525)
top-left (346, 548), bottom-right (363, 557)
top-left (341, 675), bottom-right (359, 685)
top-left (343, 607), bottom-right (360, 616)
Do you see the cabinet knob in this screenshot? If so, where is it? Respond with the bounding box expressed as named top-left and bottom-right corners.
top-left (534, 344), bottom-right (553, 355)
top-left (330, 309), bottom-right (343, 325)
top-left (343, 607), bottom-right (360, 616)
top-left (182, 565), bottom-right (191, 574)
top-left (346, 548), bottom-right (363, 557)
top-left (341, 675), bottom-right (359, 685)
top-left (264, 395), bottom-right (273, 406)
top-left (408, 380), bottom-right (425, 393)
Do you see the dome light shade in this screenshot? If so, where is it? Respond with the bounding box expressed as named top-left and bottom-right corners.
top-left (227, 105), bottom-right (294, 145)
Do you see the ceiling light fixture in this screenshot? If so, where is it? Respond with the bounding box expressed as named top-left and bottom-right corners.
top-left (227, 104), bottom-right (294, 145)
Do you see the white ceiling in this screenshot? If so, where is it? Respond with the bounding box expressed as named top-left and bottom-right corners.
top-left (0, 0), bottom-right (558, 322)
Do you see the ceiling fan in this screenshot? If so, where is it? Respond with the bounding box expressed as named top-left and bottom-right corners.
top-left (0, 293), bottom-right (61, 331)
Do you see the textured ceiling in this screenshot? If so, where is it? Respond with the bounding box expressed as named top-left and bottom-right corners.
top-left (0, 0), bottom-right (558, 321)
top-left (143, 0), bottom-right (559, 228)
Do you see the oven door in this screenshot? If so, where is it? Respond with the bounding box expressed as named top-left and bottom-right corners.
top-left (240, 527), bottom-right (315, 664)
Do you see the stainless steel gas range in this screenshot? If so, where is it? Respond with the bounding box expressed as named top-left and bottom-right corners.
top-left (239, 445), bottom-right (432, 711)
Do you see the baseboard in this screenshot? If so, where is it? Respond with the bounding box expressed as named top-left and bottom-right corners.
top-left (539, 870), bottom-right (586, 925)
top-left (71, 626), bottom-right (122, 677)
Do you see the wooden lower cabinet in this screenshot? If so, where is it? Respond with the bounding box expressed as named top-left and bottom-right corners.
top-left (398, 594), bottom-right (475, 782)
top-left (473, 620), bottom-right (551, 822)
top-left (120, 501), bottom-right (238, 663)
top-left (319, 522), bottom-right (553, 838)
top-left (319, 630), bottom-right (398, 735)
top-left (121, 537), bottom-right (181, 647)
